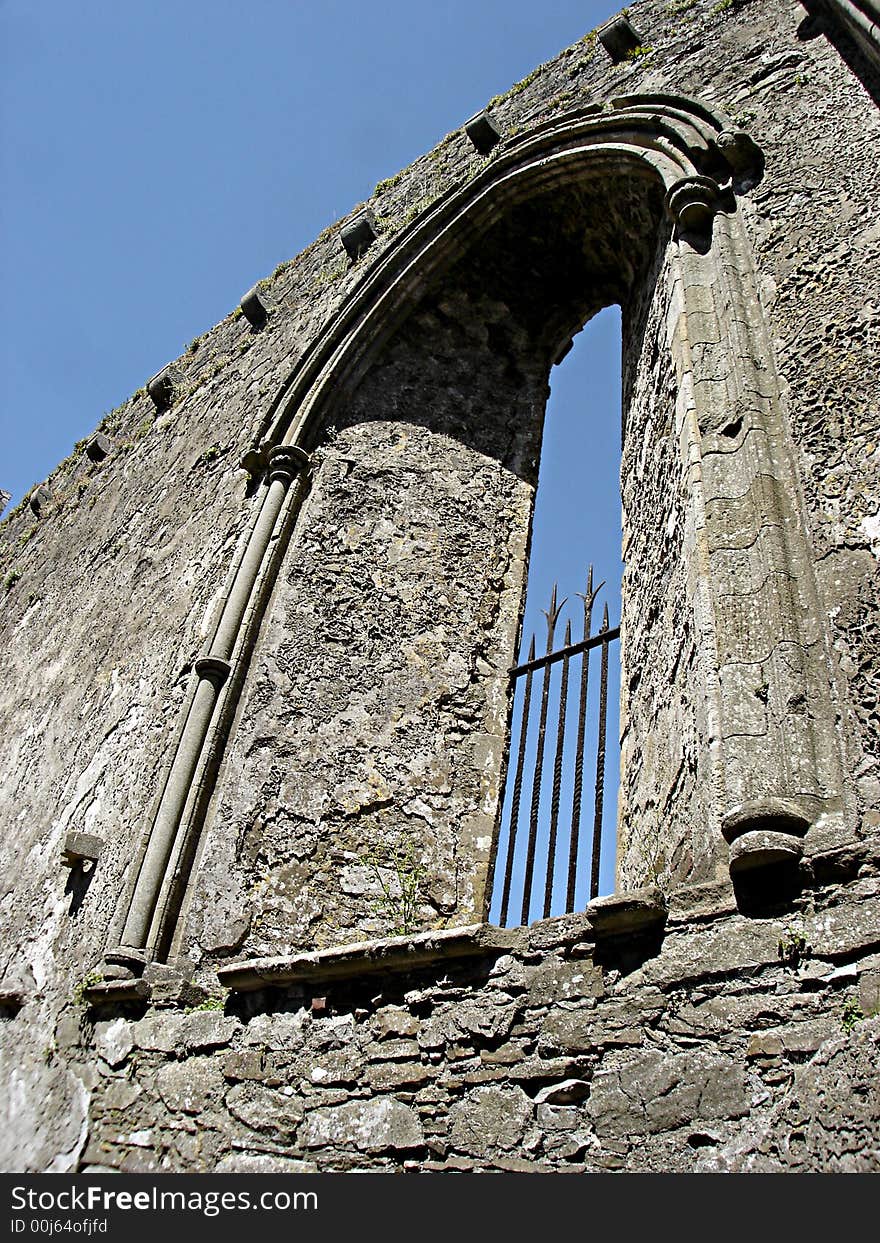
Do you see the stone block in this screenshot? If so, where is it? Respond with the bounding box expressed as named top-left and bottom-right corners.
top-left (146, 365), bottom-right (176, 409)
top-left (729, 830), bottom-right (804, 875)
top-left (371, 1007), bottom-right (419, 1039)
top-left (596, 16), bottom-right (644, 62)
top-left (587, 1050), bottom-right (749, 1138)
top-left (463, 110), bottom-right (501, 154)
top-left (306, 1047), bottom-right (363, 1085)
top-left (84, 433), bottom-right (113, 463)
top-left (365, 1038), bottom-right (420, 1062)
top-left (453, 1002), bottom-right (517, 1042)
top-left (299, 1097), bottom-right (424, 1152)
top-left (533, 1078), bottom-right (590, 1105)
top-left (156, 1059), bottom-right (225, 1115)
top-left (536, 1104), bottom-right (580, 1130)
top-left (240, 284), bottom-right (267, 329)
top-left (479, 1041), bottom-right (527, 1066)
top-left (29, 485), bottom-right (52, 515)
top-left (587, 886), bottom-right (667, 938)
top-left (132, 1013), bottom-right (184, 1054)
top-left (241, 1010), bottom-right (308, 1050)
top-left (746, 1032), bottom-right (784, 1060)
top-left (340, 210), bottom-right (378, 261)
top-left (94, 1019), bottom-right (134, 1068)
top-left (365, 1061), bottom-right (432, 1091)
top-left (525, 958), bottom-right (604, 1004)
top-left (225, 1081), bottom-right (304, 1139)
top-left (222, 1050), bottom-right (264, 1082)
top-left (805, 894), bottom-right (880, 961)
top-left (61, 830), bottom-right (103, 868)
top-left (860, 969), bottom-right (880, 1017)
top-left (215, 1153), bottom-right (318, 1173)
top-left (180, 1012), bottom-right (241, 1052)
top-left (448, 1086), bottom-right (533, 1155)
top-left (100, 1080), bottom-right (141, 1111)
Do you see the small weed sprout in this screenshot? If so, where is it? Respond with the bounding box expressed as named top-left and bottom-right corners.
top-left (841, 996), bottom-right (864, 1032)
top-left (199, 443), bottom-right (223, 466)
top-left (778, 926), bottom-right (810, 967)
top-left (312, 255), bottom-right (348, 290)
top-left (4, 570), bottom-right (22, 592)
top-left (72, 971), bottom-right (103, 1005)
top-left (361, 841), bottom-right (426, 937)
top-left (373, 171), bottom-right (404, 196)
top-left (185, 993), bottom-right (227, 1014)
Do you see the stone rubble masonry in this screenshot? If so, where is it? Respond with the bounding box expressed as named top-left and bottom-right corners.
top-left (0, 0), bottom-right (877, 1172)
top-left (78, 860), bottom-right (880, 1173)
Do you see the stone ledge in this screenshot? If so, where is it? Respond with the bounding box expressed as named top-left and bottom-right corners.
top-left (586, 886), bottom-right (668, 939)
top-left (84, 979), bottom-right (152, 1005)
top-left (217, 924), bottom-right (524, 993)
top-left (666, 878), bottom-right (738, 925)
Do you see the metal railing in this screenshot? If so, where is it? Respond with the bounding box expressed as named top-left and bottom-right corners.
top-left (489, 568), bottom-right (619, 927)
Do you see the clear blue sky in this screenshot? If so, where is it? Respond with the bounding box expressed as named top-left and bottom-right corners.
top-left (1, 0), bottom-right (624, 906)
top-left (1, 0), bottom-right (620, 513)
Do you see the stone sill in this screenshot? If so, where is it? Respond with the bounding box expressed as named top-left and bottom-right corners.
top-left (217, 923), bottom-right (522, 993)
top-left (218, 886), bottom-right (669, 993)
top-left (84, 979), bottom-right (151, 1005)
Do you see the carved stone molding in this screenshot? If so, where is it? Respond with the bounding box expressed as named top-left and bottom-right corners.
top-left (665, 174), bottom-right (722, 234)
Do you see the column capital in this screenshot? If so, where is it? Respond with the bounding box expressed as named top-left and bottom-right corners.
top-left (664, 175), bottom-right (722, 235)
top-left (267, 444), bottom-right (311, 483)
top-left (194, 656), bottom-right (232, 684)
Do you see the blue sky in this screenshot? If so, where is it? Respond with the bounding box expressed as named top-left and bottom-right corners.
top-left (1, 0), bottom-right (624, 903)
top-left (1, 0), bottom-right (621, 513)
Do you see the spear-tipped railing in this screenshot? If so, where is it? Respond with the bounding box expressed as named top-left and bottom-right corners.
top-left (491, 568), bottom-right (619, 926)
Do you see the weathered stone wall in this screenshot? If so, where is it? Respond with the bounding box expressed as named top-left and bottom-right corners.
top-left (75, 849), bottom-right (880, 1173)
top-left (180, 332), bottom-right (542, 959)
top-left (0, 0), bottom-right (878, 1172)
top-left (618, 244), bottom-right (707, 888)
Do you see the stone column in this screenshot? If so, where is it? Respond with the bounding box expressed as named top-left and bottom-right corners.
top-left (108, 445), bottom-right (310, 973)
top-left (666, 203), bottom-right (845, 882)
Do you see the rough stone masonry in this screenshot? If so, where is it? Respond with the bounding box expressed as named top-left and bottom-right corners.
top-left (0, 0), bottom-right (878, 1172)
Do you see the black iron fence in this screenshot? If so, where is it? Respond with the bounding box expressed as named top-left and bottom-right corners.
top-left (489, 569), bottom-right (619, 927)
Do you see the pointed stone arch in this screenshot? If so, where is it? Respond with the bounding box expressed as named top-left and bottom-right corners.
top-left (102, 95), bottom-right (847, 976)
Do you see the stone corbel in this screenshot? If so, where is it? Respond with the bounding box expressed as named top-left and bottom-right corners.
top-left (714, 129), bottom-right (764, 186)
top-left (61, 830), bottom-right (103, 870)
top-left (29, 485), bottom-right (52, 516)
top-left (340, 210), bottom-right (379, 262)
top-left (146, 365), bottom-right (178, 410)
top-left (464, 110), bottom-right (502, 155)
top-left (85, 433), bottom-right (113, 463)
top-left (239, 439), bottom-right (275, 480)
top-left (596, 16), bottom-right (646, 62)
top-left (722, 798), bottom-right (810, 875)
top-left (240, 284), bottom-right (267, 330)
top-left (664, 175), bottom-right (723, 237)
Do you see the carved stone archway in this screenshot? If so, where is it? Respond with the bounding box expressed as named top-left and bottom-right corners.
top-left (101, 95), bottom-right (847, 980)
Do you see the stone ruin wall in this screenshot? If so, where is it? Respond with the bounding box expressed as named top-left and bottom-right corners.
top-left (0, 0), bottom-right (878, 1172)
top-left (79, 874), bottom-right (880, 1173)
